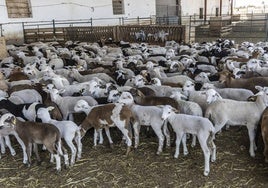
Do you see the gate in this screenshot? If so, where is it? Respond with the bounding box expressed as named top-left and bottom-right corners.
top-left (23, 19), bottom-right (93, 43)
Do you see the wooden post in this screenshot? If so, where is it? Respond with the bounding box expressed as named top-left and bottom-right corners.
top-left (22, 22), bottom-right (26, 43)
top-left (0, 24), bottom-right (2, 37)
top-left (265, 14), bottom-right (268, 42)
top-left (230, 0), bottom-right (233, 16)
top-left (204, 0), bottom-right (207, 23)
top-left (220, 0), bottom-right (222, 16)
top-left (52, 19), bottom-right (56, 40)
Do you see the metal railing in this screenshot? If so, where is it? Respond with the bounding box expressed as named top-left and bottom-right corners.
top-left (1, 13), bottom-right (268, 44)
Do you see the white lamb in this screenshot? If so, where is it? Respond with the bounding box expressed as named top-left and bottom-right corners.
top-left (201, 82), bottom-right (254, 101)
top-left (45, 88), bottom-right (98, 120)
top-left (182, 80), bottom-right (208, 115)
top-left (17, 51), bottom-right (40, 65)
top-left (161, 105), bottom-right (216, 176)
top-left (8, 89), bottom-right (42, 104)
top-left (205, 86), bottom-right (268, 158)
top-left (36, 107), bottom-right (82, 165)
top-left (118, 91), bottom-right (170, 155)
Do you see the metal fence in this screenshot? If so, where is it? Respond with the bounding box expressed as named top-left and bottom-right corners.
top-left (1, 13), bottom-right (268, 44)
top-left (22, 19), bottom-right (185, 44)
top-left (22, 19), bottom-right (93, 43)
top-left (188, 13), bottom-right (268, 43)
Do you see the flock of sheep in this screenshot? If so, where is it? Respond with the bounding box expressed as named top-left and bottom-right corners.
top-left (0, 38), bottom-right (268, 176)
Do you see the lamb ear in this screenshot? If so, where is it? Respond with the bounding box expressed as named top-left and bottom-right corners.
top-left (11, 116), bottom-right (16, 126)
top-left (255, 85), bottom-right (263, 92)
top-left (173, 107), bottom-right (180, 113)
top-left (47, 106), bottom-right (55, 111)
top-left (216, 93), bottom-right (222, 99)
top-left (58, 89), bottom-right (66, 93)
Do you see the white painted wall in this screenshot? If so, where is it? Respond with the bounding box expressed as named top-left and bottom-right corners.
top-left (181, 0), bottom-right (231, 16)
top-left (0, 0), bottom-right (156, 42)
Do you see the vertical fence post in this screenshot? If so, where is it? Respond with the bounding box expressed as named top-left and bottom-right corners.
top-left (22, 22), bottom-right (26, 43)
top-left (189, 16), bottom-right (192, 43)
top-left (250, 12), bottom-right (253, 34)
top-left (52, 19), bottom-right (56, 40)
top-left (0, 24), bottom-right (3, 37)
top-left (90, 18), bottom-right (93, 26)
top-left (137, 16), bottom-right (140, 25)
top-left (265, 14), bottom-right (268, 42)
top-left (122, 17), bottom-right (124, 25)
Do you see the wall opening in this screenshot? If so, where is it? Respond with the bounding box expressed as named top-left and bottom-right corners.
top-left (6, 0), bottom-right (32, 18)
top-left (199, 8), bottom-right (204, 19)
top-left (112, 0), bottom-right (125, 15)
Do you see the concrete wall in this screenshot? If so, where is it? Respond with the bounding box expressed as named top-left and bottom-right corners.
top-left (181, 0), bottom-right (231, 16)
top-left (156, 0), bottom-right (177, 6)
top-left (0, 0), bottom-right (156, 43)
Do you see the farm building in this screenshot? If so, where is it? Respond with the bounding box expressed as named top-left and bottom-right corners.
top-left (0, 1), bottom-right (268, 187)
top-left (0, 0), bottom-right (156, 42)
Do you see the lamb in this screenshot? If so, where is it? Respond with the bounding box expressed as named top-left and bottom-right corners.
top-left (45, 88), bottom-right (98, 120)
top-left (79, 103), bottom-right (134, 155)
top-left (17, 51), bottom-right (40, 65)
top-left (218, 70), bottom-right (268, 93)
top-left (0, 113), bottom-right (68, 171)
top-left (260, 107), bottom-right (268, 162)
top-left (74, 99), bottom-right (113, 147)
top-left (0, 98), bottom-right (45, 121)
top-left (161, 105), bottom-right (216, 176)
top-left (0, 135), bottom-right (16, 158)
top-left (246, 59), bottom-right (268, 77)
top-left (201, 82), bottom-right (254, 101)
top-left (49, 81), bottom-right (90, 97)
top-left (8, 89), bottom-right (42, 104)
top-left (153, 67), bottom-right (194, 86)
top-left (194, 72), bottom-right (223, 88)
top-left (114, 60), bottom-right (135, 80)
top-left (36, 107), bottom-right (82, 165)
top-left (23, 63), bottom-right (45, 80)
top-left (182, 80), bottom-right (208, 114)
top-left (205, 86), bottom-right (268, 157)
top-left (107, 89), bottom-right (122, 103)
top-left (43, 68), bottom-right (70, 90)
top-left (169, 91), bottom-right (203, 147)
top-left (129, 88), bottom-right (180, 110)
top-left (8, 80), bottom-right (34, 88)
top-left (170, 91), bottom-right (203, 116)
top-left (48, 53), bottom-right (64, 70)
top-left (139, 78), bottom-right (183, 97)
top-left (83, 80), bottom-right (110, 98)
top-left (201, 89), bottom-right (223, 104)
top-left (69, 69), bottom-right (116, 84)
top-left (118, 92), bottom-right (170, 155)
top-left (135, 30), bottom-right (146, 41)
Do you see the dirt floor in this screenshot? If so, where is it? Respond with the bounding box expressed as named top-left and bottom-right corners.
top-left (0, 125), bottom-right (268, 188)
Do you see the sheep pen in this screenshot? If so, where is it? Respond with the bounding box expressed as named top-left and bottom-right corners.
top-left (0, 124), bottom-right (267, 187)
top-left (0, 38), bottom-right (268, 187)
